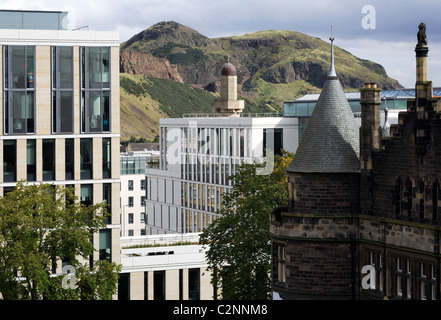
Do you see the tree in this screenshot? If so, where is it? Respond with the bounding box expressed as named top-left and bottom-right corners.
top-left (200, 150), bottom-right (294, 300)
top-left (0, 182), bottom-right (121, 300)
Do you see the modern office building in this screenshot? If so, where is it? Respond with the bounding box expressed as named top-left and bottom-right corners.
top-left (0, 10), bottom-right (121, 271)
top-left (145, 62), bottom-right (299, 235)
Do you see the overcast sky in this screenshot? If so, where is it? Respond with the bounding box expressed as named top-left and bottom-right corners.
top-left (2, 0), bottom-right (441, 88)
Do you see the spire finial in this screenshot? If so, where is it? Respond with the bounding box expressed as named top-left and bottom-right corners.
top-left (328, 25), bottom-right (337, 77)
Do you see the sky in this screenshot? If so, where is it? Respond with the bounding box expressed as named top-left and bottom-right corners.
top-left (2, 0), bottom-right (441, 88)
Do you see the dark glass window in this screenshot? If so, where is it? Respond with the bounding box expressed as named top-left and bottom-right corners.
top-left (80, 138), bottom-right (93, 179)
top-left (102, 138), bottom-right (111, 178)
top-left (42, 139), bottom-right (55, 181)
top-left (188, 268), bottom-right (200, 300)
top-left (80, 47), bottom-right (111, 133)
top-left (154, 271), bottom-right (165, 300)
top-left (263, 128), bottom-right (283, 156)
top-left (99, 229), bottom-right (111, 261)
top-left (103, 183), bottom-right (111, 224)
top-left (3, 140), bottom-right (16, 182)
top-left (52, 46), bottom-right (73, 133)
top-left (27, 139), bottom-right (36, 181)
top-left (4, 46), bottom-right (35, 134)
top-left (80, 184), bottom-right (93, 206)
top-left (65, 139), bottom-right (74, 180)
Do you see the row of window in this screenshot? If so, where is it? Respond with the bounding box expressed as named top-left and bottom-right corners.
top-left (127, 196), bottom-right (146, 208)
top-left (3, 45), bottom-right (111, 135)
top-left (394, 177), bottom-right (440, 222)
top-left (127, 179), bottom-right (146, 191)
top-left (365, 251), bottom-right (437, 300)
top-left (272, 244), bottom-right (438, 300)
top-left (118, 268), bottom-right (201, 300)
top-left (3, 138), bottom-right (112, 183)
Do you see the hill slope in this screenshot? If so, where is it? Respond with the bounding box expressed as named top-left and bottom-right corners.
top-left (119, 21), bottom-right (403, 140)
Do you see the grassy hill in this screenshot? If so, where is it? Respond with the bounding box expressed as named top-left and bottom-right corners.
top-left (120, 73), bottom-right (217, 142)
top-left (119, 22), bottom-right (403, 141)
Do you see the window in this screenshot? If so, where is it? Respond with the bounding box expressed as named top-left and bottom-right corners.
top-left (103, 183), bottom-right (111, 224)
top-left (128, 197), bottom-right (134, 207)
top-left (396, 257), bottom-right (412, 299)
top-left (419, 262), bottom-right (437, 300)
top-left (42, 139), bottom-right (55, 181)
top-left (141, 196), bottom-right (146, 207)
top-left (141, 212), bottom-right (145, 223)
top-left (405, 178), bottom-right (413, 217)
top-left (26, 139), bottom-right (36, 181)
top-left (128, 180), bottom-right (133, 191)
top-left (419, 179), bottom-right (425, 220)
top-left (153, 271), bottom-right (165, 300)
top-left (102, 138), bottom-right (111, 178)
top-left (52, 46), bottom-right (73, 133)
top-left (367, 251), bottom-right (384, 292)
top-left (80, 184), bottom-right (93, 207)
top-left (395, 178), bottom-right (402, 216)
top-left (433, 181), bottom-right (439, 222)
top-left (3, 140), bottom-right (16, 182)
top-left (4, 46), bottom-right (35, 134)
top-left (188, 268), bottom-right (200, 300)
top-left (80, 47), bottom-right (110, 133)
top-left (65, 139), bottom-right (74, 180)
top-left (263, 128), bottom-right (283, 157)
top-left (141, 179), bottom-right (146, 190)
top-left (80, 138), bottom-right (93, 179)
top-left (99, 229), bottom-right (111, 261)
top-left (128, 213), bottom-right (133, 224)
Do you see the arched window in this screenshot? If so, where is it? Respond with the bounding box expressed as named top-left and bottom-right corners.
top-left (405, 178), bottom-right (413, 217)
top-left (433, 180), bottom-right (439, 222)
top-left (394, 178), bottom-right (402, 216)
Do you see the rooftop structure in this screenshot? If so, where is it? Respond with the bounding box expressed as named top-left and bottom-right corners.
top-left (287, 34), bottom-right (359, 173)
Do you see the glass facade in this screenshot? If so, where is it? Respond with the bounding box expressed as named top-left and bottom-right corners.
top-left (52, 46), bottom-right (74, 133)
top-left (81, 47), bottom-right (111, 133)
top-left (0, 10), bottom-right (68, 30)
top-left (4, 46), bottom-right (35, 134)
top-left (80, 138), bottom-right (93, 179)
top-left (3, 140), bottom-right (16, 182)
top-left (42, 139), bottom-right (55, 181)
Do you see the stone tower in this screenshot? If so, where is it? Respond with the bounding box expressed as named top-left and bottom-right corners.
top-left (271, 33), bottom-right (360, 300)
top-left (214, 62), bottom-right (244, 116)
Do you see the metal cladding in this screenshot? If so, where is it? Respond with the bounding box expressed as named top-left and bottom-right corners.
top-left (287, 76), bottom-right (360, 173)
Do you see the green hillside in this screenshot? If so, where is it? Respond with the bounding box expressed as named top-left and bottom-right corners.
top-left (120, 73), bottom-right (217, 142)
top-left (119, 22), bottom-right (403, 141)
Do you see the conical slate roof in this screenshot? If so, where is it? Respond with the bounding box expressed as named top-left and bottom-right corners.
top-left (287, 76), bottom-right (360, 173)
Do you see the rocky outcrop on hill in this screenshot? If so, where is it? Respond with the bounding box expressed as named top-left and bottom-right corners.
top-left (120, 50), bottom-right (183, 83)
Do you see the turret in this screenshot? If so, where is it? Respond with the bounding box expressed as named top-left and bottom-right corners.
top-left (214, 62), bottom-right (244, 116)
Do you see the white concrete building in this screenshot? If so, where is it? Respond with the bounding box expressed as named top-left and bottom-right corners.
top-left (145, 115), bottom-right (298, 235)
top-left (145, 62), bottom-right (299, 235)
top-left (119, 233), bottom-right (214, 300)
top-left (120, 144), bottom-right (159, 237)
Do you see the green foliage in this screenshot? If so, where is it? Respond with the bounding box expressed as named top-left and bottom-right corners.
top-left (152, 42), bottom-right (206, 65)
top-left (200, 151), bottom-right (294, 300)
top-left (0, 182), bottom-right (121, 300)
top-left (143, 77), bottom-right (215, 118)
top-left (120, 76), bottom-right (147, 97)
